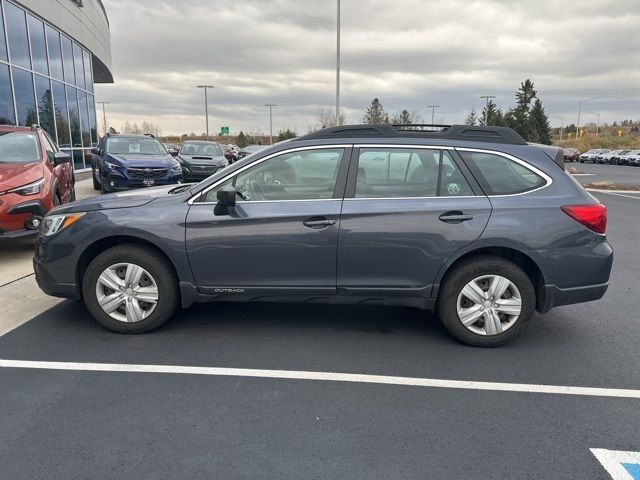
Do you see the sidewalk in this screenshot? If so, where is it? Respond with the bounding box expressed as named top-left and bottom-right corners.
top-left (0, 178), bottom-right (98, 336)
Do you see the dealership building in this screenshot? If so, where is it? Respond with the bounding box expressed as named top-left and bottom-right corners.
top-left (0, 0), bottom-right (112, 171)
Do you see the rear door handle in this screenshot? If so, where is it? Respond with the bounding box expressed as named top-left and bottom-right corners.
top-left (439, 211), bottom-right (474, 223)
top-left (303, 217), bottom-right (337, 229)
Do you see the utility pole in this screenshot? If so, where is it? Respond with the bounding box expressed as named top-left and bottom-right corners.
top-left (576, 96), bottom-right (599, 138)
top-left (479, 95), bottom-right (496, 126)
top-left (196, 85), bottom-right (214, 139)
top-left (335, 0), bottom-right (341, 125)
top-left (265, 104), bottom-right (277, 145)
top-left (589, 111), bottom-right (601, 138)
top-left (97, 101), bottom-right (110, 136)
top-left (426, 105), bottom-right (440, 124)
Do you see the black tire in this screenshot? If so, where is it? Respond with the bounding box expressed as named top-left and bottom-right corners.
top-left (92, 168), bottom-right (101, 190)
top-left (100, 175), bottom-right (110, 194)
top-left (436, 255), bottom-right (536, 347)
top-left (82, 245), bottom-right (180, 333)
top-left (53, 191), bottom-right (61, 207)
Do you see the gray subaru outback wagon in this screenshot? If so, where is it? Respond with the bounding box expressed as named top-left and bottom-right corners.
top-left (34, 124), bottom-right (612, 346)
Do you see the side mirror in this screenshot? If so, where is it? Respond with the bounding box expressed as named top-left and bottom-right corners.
top-left (216, 185), bottom-right (236, 207)
top-left (53, 151), bottom-right (72, 165)
top-left (170, 150), bottom-right (179, 157)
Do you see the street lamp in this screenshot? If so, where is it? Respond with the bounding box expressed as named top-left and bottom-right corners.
top-left (576, 96), bottom-right (599, 138)
top-left (336, 0), bottom-right (341, 124)
top-left (589, 111), bottom-right (601, 138)
top-left (265, 104), bottom-right (277, 145)
top-left (426, 105), bottom-right (440, 124)
top-left (479, 95), bottom-right (496, 125)
top-left (196, 85), bottom-right (214, 139)
top-left (97, 101), bottom-right (110, 137)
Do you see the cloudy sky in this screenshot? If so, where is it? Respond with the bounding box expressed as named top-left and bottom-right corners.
top-left (95, 0), bottom-right (640, 136)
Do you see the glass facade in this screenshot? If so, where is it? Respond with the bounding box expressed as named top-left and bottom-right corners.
top-left (0, 0), bottom-right (98, 170)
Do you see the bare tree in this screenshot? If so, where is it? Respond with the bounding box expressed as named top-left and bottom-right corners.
top-left (120, 121), bottom-right (162, 136)
top-left (315, 108), bottom-right (346, 128)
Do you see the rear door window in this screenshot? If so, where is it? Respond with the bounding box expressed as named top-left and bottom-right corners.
top-left (459, 151), bottom-right (546, 195)
top-left (355, 148), bottom-right (473, 198)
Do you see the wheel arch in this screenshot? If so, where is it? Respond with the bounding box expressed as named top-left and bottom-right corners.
top-left (76, 235), bottom-right (180, 301)
top-left (433, 245), bottom-right (547, 312)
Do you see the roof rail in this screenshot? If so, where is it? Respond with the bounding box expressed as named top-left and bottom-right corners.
top-left (294, 124), bottom-right (528, 145)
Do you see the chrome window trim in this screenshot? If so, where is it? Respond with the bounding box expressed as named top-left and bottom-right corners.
top-left (188, 144), bottom-right (351, 205)
top-left (344, 196), bottom-right (479, 201)
top-left (355, 144), bottom-right (452, 150)
top-left (455, 147), bottom-right (553, 197)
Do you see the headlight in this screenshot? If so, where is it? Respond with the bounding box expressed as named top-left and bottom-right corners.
top-left (41, 213), bottom-right (85, 236)
top-left (8, 177), bottom-right (44, 196)
top-left (105, 162), bottom-right (119, 170)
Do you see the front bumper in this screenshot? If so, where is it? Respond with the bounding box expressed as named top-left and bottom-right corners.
top-left (103, 170), bottom-right (183, 190)
top-left (0, 199), bottom-right (47, 239)
top-left (181, 164), bottom-right (224, 181)
top-left (33, 253), bottom-right (80, 300)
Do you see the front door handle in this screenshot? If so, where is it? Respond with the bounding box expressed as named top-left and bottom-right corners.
top-left (303, 217), bottom-right (337, 229)
top-left (439, 211), bottom-right (474, 224)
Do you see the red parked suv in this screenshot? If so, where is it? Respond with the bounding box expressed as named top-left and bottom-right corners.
top-left (0, 125), bottom-right (75, 239)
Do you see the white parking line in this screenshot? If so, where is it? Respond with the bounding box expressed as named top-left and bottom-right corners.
top-left (591, 448), bottom-right (640, 479)
top-left (589, 190), bottom-right (640, 200)
top-left (2, 359), bottom-right (640, 399)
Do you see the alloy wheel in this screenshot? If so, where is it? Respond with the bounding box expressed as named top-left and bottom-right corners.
top-left (456, 275), bottom-right (522, 336)
top-left (95, 263), bottom-right (159, 323)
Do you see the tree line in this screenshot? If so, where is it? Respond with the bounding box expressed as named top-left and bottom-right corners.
top-left (464, 79), bottom-right (552, 144)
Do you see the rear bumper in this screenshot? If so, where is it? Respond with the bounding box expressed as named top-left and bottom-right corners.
top-left (539, 282), bottom-right (609, 313)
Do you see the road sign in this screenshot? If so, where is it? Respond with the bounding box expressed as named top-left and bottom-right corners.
top-left (591, 448), bottom-right (640, 479)
top-left (220, 126), bottom-right (229, 136)
top-left (618, 129), bottom-right (624, 137)
top-left (579, 129), bottom-right (585, 137)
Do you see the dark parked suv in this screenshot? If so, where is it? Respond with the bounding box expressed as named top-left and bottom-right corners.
top-left (34, 125), bottom-right (612, 346)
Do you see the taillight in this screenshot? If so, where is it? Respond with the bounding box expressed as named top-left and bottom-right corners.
top-left (561, 204), bottom-right (607, 234)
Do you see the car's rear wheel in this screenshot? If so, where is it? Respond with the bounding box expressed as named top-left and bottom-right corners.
top-left (82, 245), bottom-right (179, 333)
top-left (436, 255), bottom-right (535, 347)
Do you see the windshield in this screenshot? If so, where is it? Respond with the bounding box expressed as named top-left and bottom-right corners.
top-left (107, 137), bottom-right (166, 155)
top-left (180, 142), bottom-right (223, 156)
top-left (0, 132), bottom-right (40, 164)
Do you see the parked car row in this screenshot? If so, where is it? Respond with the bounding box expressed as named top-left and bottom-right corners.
top-left (575, 148), bottom-right (640, 166)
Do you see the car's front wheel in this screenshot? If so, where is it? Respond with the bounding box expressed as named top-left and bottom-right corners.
top-left (92, 167), bottom-right (101, 190)
top-left (82, 245), bottom-right (180, 333)
top-left (437, 255), bottom-right (535, 347)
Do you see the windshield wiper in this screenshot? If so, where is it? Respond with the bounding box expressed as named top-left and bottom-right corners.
top-left (169, 184), bottom-right (192, 194)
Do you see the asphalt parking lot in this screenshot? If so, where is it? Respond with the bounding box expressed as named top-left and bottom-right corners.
top-left (570, 161), bottom-right (640, 187)
top-left (1, 185), bottom-right (640, 478)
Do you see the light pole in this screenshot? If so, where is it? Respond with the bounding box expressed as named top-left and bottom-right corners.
top-left (335, 0), bottom-right (341, 125)
top-left (265, 104), bottom-right (277, 145)
top-left (97, 101), bottom-right (110, 136)
top-left (589, 111), bottom-right (601, 138)
top-left (479, 95), bottom-right (496, 125)
top-left (576, 96), bottom-right (599, 138)
top-left (196, 85), bottom-right (214, 139)
top-left (427, 105), bottom-right (440, 124)
top-left (550, 115), bottom-right (564, 141)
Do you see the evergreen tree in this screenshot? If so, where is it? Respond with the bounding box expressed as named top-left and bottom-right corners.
top-left (362, 98), bottom-right (389, 124)
top-left (505, 79), bottom-right (538, 140)
top-left (277, 128), bottom-right (297, 141)
top-left (481, 101), bottom-right (504, 126)
top-left (393, 109), bottom-right (413, 125)
top-left (37, 89), bottom-right (55, 138)
top-left (236, 130), bottom-right (248, 148)
top-left (529, 98), bottom-right (551, 144)
top-left (464, 108), bottom-right (478, 126)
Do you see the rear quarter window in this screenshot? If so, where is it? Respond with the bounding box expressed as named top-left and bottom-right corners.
top-left (459, 151), bottom-right (547, 195)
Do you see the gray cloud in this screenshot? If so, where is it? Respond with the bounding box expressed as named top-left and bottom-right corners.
top-left (96, 0), bottom-right (640, 135)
